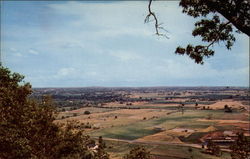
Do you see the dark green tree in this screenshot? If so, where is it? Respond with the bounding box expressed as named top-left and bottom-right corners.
top-left (206, 140), bottom-right (221, 156)
top-left (123, 146), bottom-right (151, 159)
top-left (195, 102), bottom-right (198, 109)
top-left (230, 132), bottom-right (250, 159)
top-left (146, 0), bottom-right (250, 64)
top-left (84, 110), bottom-right (91, 115)
top-left (95, 136), bottom-right (109, 159)
top-left (0, 66), bottom-right (107, 159)
top-left (98, 136), bottom-right (106, 149)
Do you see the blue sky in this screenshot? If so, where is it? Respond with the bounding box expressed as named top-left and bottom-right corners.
top-left (1, 1), bottom-right (249, 87)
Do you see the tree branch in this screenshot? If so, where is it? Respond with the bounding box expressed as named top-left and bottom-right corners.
top-left (206, 0), bottom-right (250, 36)
top-left (145, 0), bottom-right (169, 38)
top-left (206, 21), bottom-right (232, 49)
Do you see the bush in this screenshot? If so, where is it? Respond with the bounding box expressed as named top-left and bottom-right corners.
top-left (188, 147), bottom-right (193, 152)
top-left (224, 104), bottom-right (229, 109)
top-left (84, 110), bottom-right (91, 115)
top-left (123, 146), bottom-right (151, 159)
top-left (61, 108), bottom-right (66, 112)
top-left (230, 132), bottom-right (250, 159)
top-left (224, 105), bottom-right (233, 113)
top-left (206, 114), bottom-right (213, 120)
top-left (207, 140), bottom-right (221, 156)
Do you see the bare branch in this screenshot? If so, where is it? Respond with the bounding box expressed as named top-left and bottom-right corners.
top-left (145, 0), bottom-right (169, 38)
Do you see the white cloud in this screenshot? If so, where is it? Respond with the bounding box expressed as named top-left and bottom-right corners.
top-left (8, 47), bottom-right (23, 57)
top-left (28, 49), bottom-right (39, 55)
top-left (54, 67), bottom-right (100, 80)
top-left (10, 47), bottom-right (17, 52)
top-left (109, 50), bottom-right (142, 61)
top-left (56, 67), bottom-right (76, 77)
top-left (14, 53), bottom-right (22, 57)
top-left (87, 71), bottom-right (97, 76)
top-left (47, 1), bottom-right (176, 38)
top-left (94, 27), bottom-right (153, 38)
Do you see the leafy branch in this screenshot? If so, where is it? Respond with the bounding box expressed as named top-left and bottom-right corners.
top-left (175, 16), bottom-right (235, 64)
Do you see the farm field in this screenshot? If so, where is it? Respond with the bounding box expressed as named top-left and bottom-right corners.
top-left (47, 87), bottom-right (250, 158)
top-left (104, 140), bottom-right (232, 159)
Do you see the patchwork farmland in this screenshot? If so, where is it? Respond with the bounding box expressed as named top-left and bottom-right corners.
top-left (34, 87), bottom-right (250, 159)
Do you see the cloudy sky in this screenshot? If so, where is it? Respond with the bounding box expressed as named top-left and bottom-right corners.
top-left (1, 1), bottom-right (249, 87)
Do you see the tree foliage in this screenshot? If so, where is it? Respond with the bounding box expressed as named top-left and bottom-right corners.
top-left (95, 136), bottom-right (109, 159)
top-left (206, 140), bottom-right (221, 156)
top-left (0, 66), bottom-right (109, 159)
top-left (230, 132), bottom-right (250, 159)
top-left (123, 146), bottom-right (152, 159)
top-left (146, 0), bottom-right (250, 64)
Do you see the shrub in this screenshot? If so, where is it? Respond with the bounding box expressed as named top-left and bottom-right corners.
top-left (84, 110), bottom-right (91, 115)
top-left (230, 132), bottom-right (250, 159)
top-left (207, 140), bottom-right (221, 156)
top-left (188, 147), bottom-right (193, 152)
top-left (123, 146), bottom-right (151, 159)
top-left (206, 114), bottom-right (213, 120)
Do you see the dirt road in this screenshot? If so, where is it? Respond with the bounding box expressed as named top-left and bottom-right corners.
top-left (94, 136), bottom-right (202, 149)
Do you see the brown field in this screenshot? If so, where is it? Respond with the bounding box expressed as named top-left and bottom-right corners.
top-left (203, 100), bottom-right (247, 109)
top-left (55, 87), bottom-right (249, 159)
top-left (58, 108), bottom-right (171, 129)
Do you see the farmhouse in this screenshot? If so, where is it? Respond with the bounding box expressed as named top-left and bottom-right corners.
top-left (203, 131), bottom-right (239, 147)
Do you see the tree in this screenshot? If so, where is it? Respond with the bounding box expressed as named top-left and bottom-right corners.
top-left (224, 104), bottom-right (233, 113)
top-left (0, 66), bottom-right (107, 158)
top-left (178, 103), bottom-right (185, 115)
top-left (96, 136), bottom-right (109, 159)
top-left (84, 110), bottom-right (91, 115)
top-left (98, 136), bottom-right (106, 149)
top-left (195, 102), bottom-right (198, 109)
top-left (146, 0), bottom-right (250, 64)
top-left (206, 140), bottom-right (221, 156)
top-left (53, 122), bottom-right (94, 159)
top-left (224, 104), bottom-right (229, 109)
top-left (230, 132), bottom-right (250, 159)
top-left (123, 146), bottom-right (152, 159)
top-left (206, 113), bottom-right (213, 120)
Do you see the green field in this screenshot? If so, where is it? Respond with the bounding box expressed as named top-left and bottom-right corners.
top-left (150, 144), bottom-right (231, 159)
top-left (89, 110), bottom-right (234, 141)
top-left (105, 140), bottom-right (231, 159)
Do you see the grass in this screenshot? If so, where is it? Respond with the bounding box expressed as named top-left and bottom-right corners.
top-left (105, 140), bottom-right (153, 159)
top-left (152, 101), bottom-right (215, 105)
top-left (179, 132), bottom-right (207, 143)
top-left (89, 110), bottom-right (226, 140)
top-left (87, 109), bottom-right (244, 149)
top-left (105, 140), bottom-right (231, 159)
top-left (90, 120), bottom-right (164, 140)
top-left (151, 144), bottom-right (231, 159)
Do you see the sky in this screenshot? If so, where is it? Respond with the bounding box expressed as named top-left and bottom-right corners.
top-left (1, 1), bottom-right (249, 87)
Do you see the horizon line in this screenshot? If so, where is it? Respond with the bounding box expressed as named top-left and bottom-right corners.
top-left (32, 85), bottom-right (249, 89)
